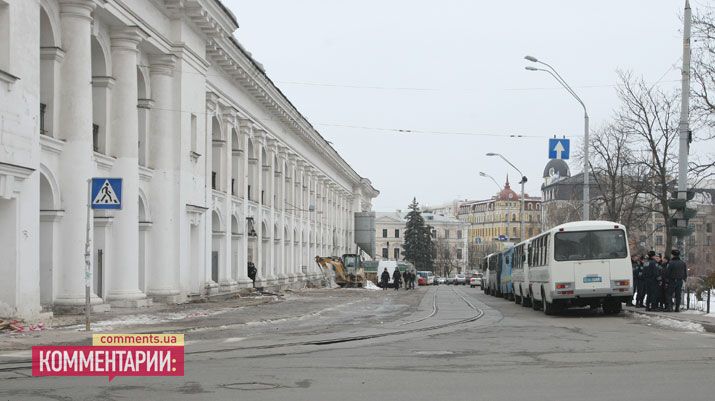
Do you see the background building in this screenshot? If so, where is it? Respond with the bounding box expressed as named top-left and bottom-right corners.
top-left (457, 177), bottom-right (542, 265)
top-left (0, 0), bottom-right (378, 319)
top-left (375, 211), bottom-right (469, 275)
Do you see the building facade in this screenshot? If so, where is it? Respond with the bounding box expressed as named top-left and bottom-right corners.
top-left (375, 211), bottom-right (469, 275)
top-left (458, 177), bottom-right (542, 242)
top-left (0, 0), bottom-right (378, 318)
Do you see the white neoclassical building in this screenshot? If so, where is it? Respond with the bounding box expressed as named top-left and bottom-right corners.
top-left (0, 0), bottom-right (378, 319)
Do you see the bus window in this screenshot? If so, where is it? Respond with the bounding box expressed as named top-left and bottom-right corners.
top-left (554, 229), bottom-right (627, 261)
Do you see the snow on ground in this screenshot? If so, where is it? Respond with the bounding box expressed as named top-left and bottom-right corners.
top-left (685, 290), bottom-right (714, 315)
top-left (364, 281), bottom-right (381, 291)
top-left (633, 314), bottom-right (706, 333)
top-left (63, 308), bottom-right (233, 331)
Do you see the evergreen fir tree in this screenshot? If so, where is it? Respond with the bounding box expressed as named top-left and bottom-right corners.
top-left (402, 198), bottom-right (435, 271)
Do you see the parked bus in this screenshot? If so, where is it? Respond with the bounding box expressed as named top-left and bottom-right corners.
top-left (484, 253), bottom-right (500, 296)
top-left (510, 240), bottom-right (531, 306)
top-left (499, 246), bottom-right (514, 300)
top-left (527, 221), bottom-right (632, 315)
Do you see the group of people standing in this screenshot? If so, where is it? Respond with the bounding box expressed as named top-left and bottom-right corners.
top-left (632, 249), bottom-right (688, 312)
top-left (380, 268), bottom-right (416, 290)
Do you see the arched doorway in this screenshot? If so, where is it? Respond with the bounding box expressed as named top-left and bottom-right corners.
top-left (39, 5), bottom-right (59, 138)
top-left (91, 35), bottom-right (109, 153)
top-left (211, 210), bottom-right (223, 284)
top-left (137, 67), bottom-right (150, 166)
top-left (39, 170), bottom-right (60, 306)
top-left (247, 137), bottom-right (256, 202)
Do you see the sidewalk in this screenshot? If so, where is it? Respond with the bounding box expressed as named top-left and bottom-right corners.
top-left (0, 286), bottom-right (421, 352)
top-left (624, 304), bottom-right (715, 333)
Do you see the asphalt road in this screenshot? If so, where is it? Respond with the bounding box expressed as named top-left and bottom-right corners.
top-left (2, 285), bottom-right (714, 400)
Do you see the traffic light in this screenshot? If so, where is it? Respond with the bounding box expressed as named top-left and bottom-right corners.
top-left (668, 190), bottom-right (696, 238)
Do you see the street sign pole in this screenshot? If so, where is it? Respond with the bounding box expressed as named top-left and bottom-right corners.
top-left (84, 178), bottom-right (92, 331)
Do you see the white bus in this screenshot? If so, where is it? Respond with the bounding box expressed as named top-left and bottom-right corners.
top-left (527, 221), bottom-right (632, 315)
top-left (511, 240), bottom-right (531, 307)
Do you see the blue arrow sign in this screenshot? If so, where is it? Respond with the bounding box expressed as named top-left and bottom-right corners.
top-left (548, 138), bottom-right (570, 160)
top-left (91, 178), bottom-right (122, 209)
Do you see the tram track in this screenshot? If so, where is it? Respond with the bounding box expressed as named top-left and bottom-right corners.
top-left (0, 286), bottom-right (484, 373)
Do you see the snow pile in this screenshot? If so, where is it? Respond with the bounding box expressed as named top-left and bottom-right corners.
top-left (364, 281), bottom-right (381, 291)
top-left (635, 314), bottom-right (706, 333)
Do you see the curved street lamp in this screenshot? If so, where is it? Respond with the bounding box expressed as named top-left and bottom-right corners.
top-left (524, 55), bottom-right (590, 221)
top-left (485, 154), bottom-right (527, 242)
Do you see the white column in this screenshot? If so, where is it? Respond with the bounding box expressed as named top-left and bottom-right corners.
top-left (220, 108), bottom-right (237, 292)
top-left (265, 142), bottom-right (277, 284)
top-left (106, 27), bottom-right (147, 305)
top-left (146, 54), bottom-right (181, 302)
top-left (254, 133), bottom-right (266, 287)
top-left (54, 0), bottom-right (102, 307)
top-left (236, 119), bottom-right (252, 287)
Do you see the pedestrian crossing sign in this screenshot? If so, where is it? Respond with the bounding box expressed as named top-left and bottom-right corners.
top-left (91, 178), bottom-right (122, 209)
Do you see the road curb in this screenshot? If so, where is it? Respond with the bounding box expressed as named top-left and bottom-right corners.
top-left (625, 308), bottom-right (715, 333)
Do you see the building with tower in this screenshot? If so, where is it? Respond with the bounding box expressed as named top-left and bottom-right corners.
top-left (457, 176), bottom-right (542, 264)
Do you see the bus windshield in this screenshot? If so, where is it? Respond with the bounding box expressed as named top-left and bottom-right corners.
top-left (554, 229), bottom-right (628, 261)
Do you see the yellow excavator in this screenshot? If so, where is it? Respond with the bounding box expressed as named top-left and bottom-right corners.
top-left (315, 254), bottom-right (365, 287)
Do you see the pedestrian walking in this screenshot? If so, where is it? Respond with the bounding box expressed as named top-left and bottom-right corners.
top-left (380, 268), bottom-right (390, 290)
top-left (643, 251), bottom-right (660, 311)
top-left (392, 269), bottom-right (402, 291)
top-left (403, 271), bottom-right (411, 289)
top-left (411, 271), bottom-right (416, 289)
top-left (666, 249), bottom-right (687, 312)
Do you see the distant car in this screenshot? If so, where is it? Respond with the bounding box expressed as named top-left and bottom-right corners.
top-left (417, 276), bottom-right (427, 286)
top-left (454, 274), bottom-right (467, 285)
top-left (470, 273), bottom-right (483, 288)
top-left (445, 276), bottom-right (455, 285)
top-left (436, 276), bottom-right (447, 285)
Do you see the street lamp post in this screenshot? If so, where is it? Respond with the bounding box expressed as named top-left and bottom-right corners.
top-left (479, 171), bottom-right (509, 241)
top-left (485, 155), bottom-right (527, 242)
top-left (524, 55), bottom-right (590, 221)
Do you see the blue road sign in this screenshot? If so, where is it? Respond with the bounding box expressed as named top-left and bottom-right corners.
top-left (91, 178), bottom-right (122, 209)
top-left (548, 138), bottom-right (570, 160)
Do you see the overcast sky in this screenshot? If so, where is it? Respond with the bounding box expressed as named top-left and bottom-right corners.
top-left (225, 0), bottom-right (713, 211)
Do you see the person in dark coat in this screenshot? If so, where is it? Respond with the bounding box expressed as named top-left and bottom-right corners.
top-left (643, 251), bottom-right (660, 311)
top-left (634, 255), bottom-right (646, 307)
top-left (392, 269), bottom-right (402, 291)
top-left (656, 255), bottom-right (668, 311)
top-left (666, 249), bottom-right (687, 312)
top-left (380, 268), bottom-right (390, 290)
top-left (247, 261), bottom-right (257, 288)
top-left (631, 256), bottom-right (640, 306)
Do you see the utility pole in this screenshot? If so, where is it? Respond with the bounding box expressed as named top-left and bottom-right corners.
top-left (676, 0), bottom-right (692, 253)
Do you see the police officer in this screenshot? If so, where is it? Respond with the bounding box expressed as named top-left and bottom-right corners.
top-left (643, 251), bottom-right (660, 311)
top-left (666, 249), bottom-right (687, 312)
top-left (633, 256), bottom-right (646, 307)
top-left (628, 256), bottom-right (638, 306)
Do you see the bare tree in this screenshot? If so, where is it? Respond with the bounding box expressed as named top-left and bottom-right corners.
top-left (434, 238), bottom-right (456, 277)
top-left (691, 7), bottom-right (715, 176)
top-left (588, 123), bottom-right (651, 232)
top-left (613, 71), bottom-right (681, 252)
